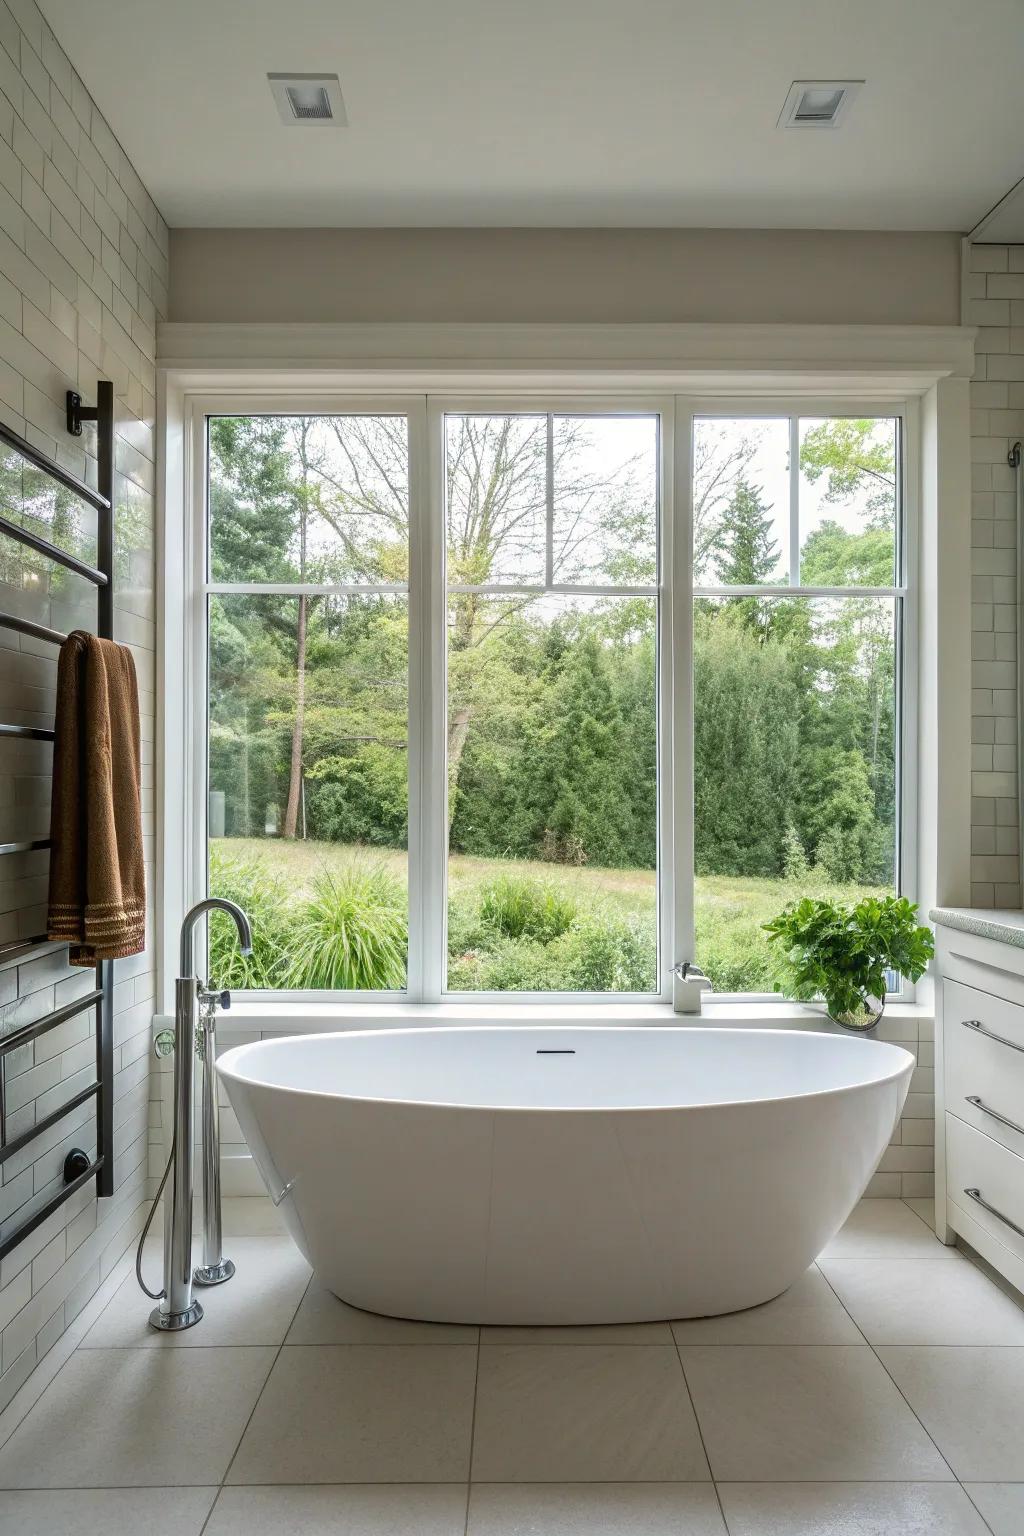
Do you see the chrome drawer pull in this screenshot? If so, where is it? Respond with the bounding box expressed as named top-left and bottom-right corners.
top-left (963, 1187), bottom-right (1024, 1241)
top-left (966, 1095), bottom-right (1024, 1138)
top-left (962, 1019), bottom-right (1024, 1056)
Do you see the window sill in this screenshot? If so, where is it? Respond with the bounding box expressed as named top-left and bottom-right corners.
top-left (154, 997), bottom-right (932, 1042)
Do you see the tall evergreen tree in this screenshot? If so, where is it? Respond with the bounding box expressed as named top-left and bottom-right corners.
top-left (715, 479), bottom-right (782, 638)
top-left (717, 480), bottom-right (782, 586)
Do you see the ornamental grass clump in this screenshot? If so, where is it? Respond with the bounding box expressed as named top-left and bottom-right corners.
top-left (478, 874), bottom-right (578, 944)
top-left (285, 866), bottom-right (407, 991)
top-left (763, 894), bottom-right (934, 1030)
top-left (208, 845), bottom-right (291, 988)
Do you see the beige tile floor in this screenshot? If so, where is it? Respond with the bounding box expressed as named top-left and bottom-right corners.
top-left (0, 1199), bottom-right (1020, 1534)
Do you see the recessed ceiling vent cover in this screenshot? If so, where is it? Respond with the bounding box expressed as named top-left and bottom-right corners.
top-left (778, 80), bottom-right (862, 129)
top-left (268, 74), bottom-right (348, 127)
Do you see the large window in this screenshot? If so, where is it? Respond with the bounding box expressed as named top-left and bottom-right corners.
top-left (196, 400), bottom-right (910, 1001)
top-left (692, 415), bottom-right (904, 994)
top-left (444, 413), bottom-right (659, 993)
top-left (206, 414), bottom-right (411, 990)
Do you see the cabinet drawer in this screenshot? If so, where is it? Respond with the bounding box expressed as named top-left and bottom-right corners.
top-left (946, 1113), bottom-right (1024, 1264)
top-left (944, 979), bottom-right (1024, 1157)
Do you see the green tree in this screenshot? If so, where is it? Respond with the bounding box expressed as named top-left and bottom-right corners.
top-left (693, 607), bottom-right (801, 877)
top-left (717, 480), bottom-right (781, 586)
top-left (799, 417), bottom-right (896, 527)
top-left (716, 479), bottom-right (782, 638)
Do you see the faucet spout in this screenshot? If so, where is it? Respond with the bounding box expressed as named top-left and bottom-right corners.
top-left (179, 897), bottom-right (252, 978)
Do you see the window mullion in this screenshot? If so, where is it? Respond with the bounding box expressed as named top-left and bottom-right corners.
top-left (788, 415), bottom-right (800, 586)
top-left (420, 398), bottom-right (447, 1002)
top-left (673, 398), bottom-right (696, 975)
top-left (545, 413), bottom-right (554, 588)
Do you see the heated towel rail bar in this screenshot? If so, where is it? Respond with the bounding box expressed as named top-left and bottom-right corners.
top-left (0, 383), bottom-right (116, 1260)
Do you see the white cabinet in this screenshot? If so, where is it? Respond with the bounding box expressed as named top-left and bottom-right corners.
top-left (935, 913), bottom-right (1024, 1295)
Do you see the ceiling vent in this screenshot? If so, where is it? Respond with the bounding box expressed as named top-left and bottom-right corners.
top-left (268, 73), bottom-right (348, 127)
top-left (777, 80), bottom-right (862, 129)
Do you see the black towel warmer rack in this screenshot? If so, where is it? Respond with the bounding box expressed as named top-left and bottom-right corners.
top-left (0, 382), bottom-right (116, 1259)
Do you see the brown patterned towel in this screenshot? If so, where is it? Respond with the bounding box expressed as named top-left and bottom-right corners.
top-left (46, 630), bottom-right (145, 966)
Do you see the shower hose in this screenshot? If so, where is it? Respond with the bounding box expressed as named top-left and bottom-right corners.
top-left (135, 1134), bottom-right (175, 1301)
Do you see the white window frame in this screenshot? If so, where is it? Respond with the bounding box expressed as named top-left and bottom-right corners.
top-left (678, 395), bottom-right (919, 1000)
top-left (430, 394), bottom-right (674, 1005)
top-left (175, 385), bottom-right (916, 1007)
top-left (185, 390), bottom-right (674, 1004)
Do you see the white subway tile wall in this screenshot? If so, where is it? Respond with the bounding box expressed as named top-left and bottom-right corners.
top-left (968, 242), bottom-right (1023, 909)
top-left (0, 0), bottom-right (164, 1409)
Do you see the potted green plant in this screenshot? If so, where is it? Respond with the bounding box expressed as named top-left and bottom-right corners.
top-left (762, 894), bottom-right (934, 1031)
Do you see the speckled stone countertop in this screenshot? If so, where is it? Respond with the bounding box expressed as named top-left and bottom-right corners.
top-left (930, 908), bottom-right (1024, 949)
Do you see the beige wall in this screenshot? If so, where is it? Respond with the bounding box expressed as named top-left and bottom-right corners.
top-left (168, 228), bottom-right (961, 326)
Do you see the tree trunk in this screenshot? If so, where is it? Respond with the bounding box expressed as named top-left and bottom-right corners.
top-left (447, 705), bottom-right (472, 830)
top-left (446, 591), bottom-right (478, 831)
top-left (283, 591), bottom-right (307, 839)
top-left (283, 419), bottom-right (311, 841)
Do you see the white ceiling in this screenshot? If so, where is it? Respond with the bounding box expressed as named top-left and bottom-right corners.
top-left (40, 0), bottom-right (1024, 230)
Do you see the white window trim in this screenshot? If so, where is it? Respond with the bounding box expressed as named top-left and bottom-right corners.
top-left (680, 394), bottom-right (920, 1002)
top-left (183, 390), bottom-right (674, 1008)
top-left (156, 322), bottom-right (974, 1022)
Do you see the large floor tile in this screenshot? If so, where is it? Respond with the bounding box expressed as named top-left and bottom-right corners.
top-left (467, 1483), bottom-right (727, 1534)
top-left (679, 1345), bottom-right (951, 1482)
top-left (904, 1197), bottom-right (937, 1232)
top-left (0, 1349), bottom-right (274, 1487)
top-left (878, 1347), bottom-right (1024, 1480)
top-left (820, 1256), bottom-right (1024, 1345)
top-left (227, 1344), bottom-right (477, 1484)
top-left (820, 1201), bottom-right (955, 1260)
top-left (83, 1238), bottom-right (311, 1348)
top-left (717, 1482), bottom-right (991, 1535)
top-left (0, 1488), bottom-right (218, 1536)
top-left (481, 1321), bottom-right (673, 1344)
top-left (962, 1484), bottom-right (1024, 1536)
top-left (471, 1344), bottom-right (709, 1482)
top-left (287, 1284), bottom-right (477, 1344)
top-left (205, 1485), bottom-right (468, 1535)
top-left (671, 1266), bottom-right (862, 1345)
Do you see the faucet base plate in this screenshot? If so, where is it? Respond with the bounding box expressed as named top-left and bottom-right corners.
top-left (149, 1300), bottom-right (203, 1332)
top-left (194, 1258), bottom-right (235, 1287)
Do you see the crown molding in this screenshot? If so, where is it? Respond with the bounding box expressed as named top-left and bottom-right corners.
top-left (157, 321), bottom-right (977, 394)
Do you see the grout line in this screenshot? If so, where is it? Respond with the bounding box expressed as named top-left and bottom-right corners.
top-left (463, 1333), bottom-right (482, 1536)
top-left (2, 1478), bottom-right (1018, 1489)
top-left (199, 1269), bottom-right (315, 1534)
top-left (960, 1482), bottom-right (1001, 1536)
top-left (814, 1264), bottom-right (960, 1485)
top-left (0, 1224), bottom-right (143, 1452)
top-left (898, 1197), bottom-right (940, 1239)
top-left (671, 1327), bottom-right (729, 1530)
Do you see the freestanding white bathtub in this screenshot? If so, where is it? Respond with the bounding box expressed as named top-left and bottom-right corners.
top-left (218, 1026), bottom-right (913, 1324)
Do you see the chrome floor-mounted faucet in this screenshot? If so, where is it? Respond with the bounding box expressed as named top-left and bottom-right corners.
top-left (149, 898), bottom-right (251, 1333)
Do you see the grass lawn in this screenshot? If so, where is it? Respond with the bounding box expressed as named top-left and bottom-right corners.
top-left (211, 837), bottom-right (883, 994)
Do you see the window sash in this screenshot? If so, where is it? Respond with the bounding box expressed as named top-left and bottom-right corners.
top-left (681, 399), bottom-right (916, 1001)
top-left (186, 391), bottom-right (914, 1004)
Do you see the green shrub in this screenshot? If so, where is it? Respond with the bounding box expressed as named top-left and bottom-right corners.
top-left (694, 905), bottom-right (778, 994)
top-left (548, 915), bottom-right (655, 991)
top-left (207, 845), bottom-right (291, 988)
top-left (285, 865), bottom-right (407, 990)
top-left (478, 874), bottom-right (578, 943)
top-left (447, 901), bottom-right (656, 993)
